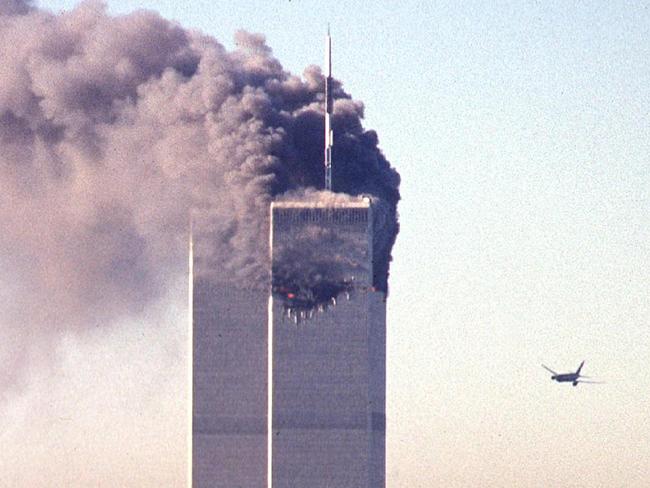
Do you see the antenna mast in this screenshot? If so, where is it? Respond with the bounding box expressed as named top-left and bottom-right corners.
top-left (324, 26), bottom-right (333, 191)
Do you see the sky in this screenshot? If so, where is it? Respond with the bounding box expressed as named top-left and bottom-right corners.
top-left (2, 1), bottom-right (649, 487)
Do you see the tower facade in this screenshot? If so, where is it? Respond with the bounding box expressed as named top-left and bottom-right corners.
top-left (191, 227), bottom-right (268, 487)
top-left (269, 198), bottom-right (386, 487)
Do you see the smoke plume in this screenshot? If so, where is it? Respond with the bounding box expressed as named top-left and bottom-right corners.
top-left (0, 1), bottom-right (399, 392)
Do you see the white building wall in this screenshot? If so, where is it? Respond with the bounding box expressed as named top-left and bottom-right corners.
top-left (270, 291), bottom-right (385, 487)
top-left (192, 279), bottom-right (267, 487)
top-left (270, 201), bottom-right (386, 487)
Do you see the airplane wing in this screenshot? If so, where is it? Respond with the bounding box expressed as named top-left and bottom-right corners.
top-left (576, 379), bottom-right (605, 384)
top-left (541, 364), bottom-right (558, 375)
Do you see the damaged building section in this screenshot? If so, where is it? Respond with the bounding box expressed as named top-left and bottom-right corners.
top-left (270, 195), bottom-right (376, 322)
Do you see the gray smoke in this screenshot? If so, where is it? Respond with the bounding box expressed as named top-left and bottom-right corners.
top-left (0, 1), bottom-right (399, 392)
top-left (0, 0), bottom-right (31, 15)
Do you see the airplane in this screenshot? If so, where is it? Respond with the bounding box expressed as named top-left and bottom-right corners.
top-left (541, 361), bottom-right (602, 386)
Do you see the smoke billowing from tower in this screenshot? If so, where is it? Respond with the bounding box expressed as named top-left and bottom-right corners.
top-left (0, 1), bottom-right (399, 393)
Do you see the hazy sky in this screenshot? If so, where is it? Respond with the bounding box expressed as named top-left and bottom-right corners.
top-left (2, 1), bottom-right (649, 487)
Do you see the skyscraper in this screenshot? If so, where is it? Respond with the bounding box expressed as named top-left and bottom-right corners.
top-left (191, 220), bottom-right (268, 487)
top-left (269, 198), bottom-right (386, 487)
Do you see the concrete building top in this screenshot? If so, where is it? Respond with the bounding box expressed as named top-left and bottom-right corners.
top-left (271, 195), bottom-right (371, 209)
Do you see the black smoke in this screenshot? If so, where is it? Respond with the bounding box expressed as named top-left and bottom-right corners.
top-left (0, 1), bottom-right (399, 390)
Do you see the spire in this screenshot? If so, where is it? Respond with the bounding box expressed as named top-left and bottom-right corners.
top-left (324, 28), bottom-right (333, 191)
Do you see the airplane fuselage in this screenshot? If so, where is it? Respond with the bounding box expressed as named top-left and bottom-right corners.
top-left (552, 373), bottom-right (578, 383)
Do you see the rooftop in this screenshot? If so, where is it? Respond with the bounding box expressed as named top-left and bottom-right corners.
top-left (271, 196), bottom-right (371, 209)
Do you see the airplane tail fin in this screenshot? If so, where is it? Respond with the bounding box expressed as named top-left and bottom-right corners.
top-left (576, 360), bottom-right (585, 375)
